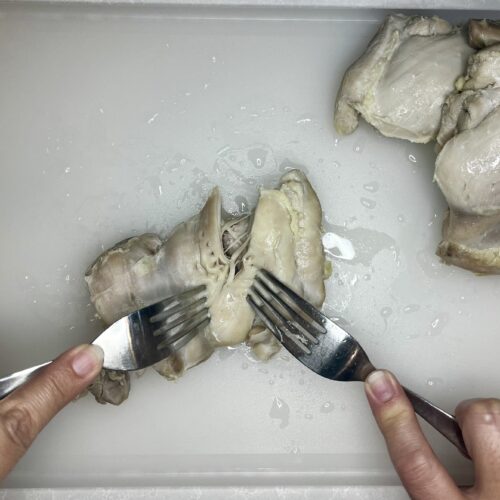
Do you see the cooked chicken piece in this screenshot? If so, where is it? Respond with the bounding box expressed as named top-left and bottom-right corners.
top-left (435, 44), bottom-right (500, 273)
top-left (89, 370), bottom-right (130, 406)
top-left (469, 19), bottom-right (500, 49)
top-left (85, 170), bottom-right (326, 403)
top-left (456, 44), bottom-right (500, 91)
top-left (247, 325), bottom-right (281, 361)
top-left (334, 14), bottom-right (473, 143)
top-left (436, 87), bottom-right (500, 150)
top-left (208, 169), bottom-right (326, 346)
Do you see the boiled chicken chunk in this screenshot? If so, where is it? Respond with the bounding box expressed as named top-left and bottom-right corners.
top-left (209, 169), bottom-right (325, 347)
top-left (334, 14), bottom-right (473, 143)
top-left (435, 44), bottom-right (500, 273)
top-left (85, 170), bottom-right (326, 404)
top-left (469, 19), bottom-right (500, 49)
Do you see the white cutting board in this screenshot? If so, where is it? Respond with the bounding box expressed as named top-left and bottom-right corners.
top-left (0, 2), bottom-right (499, 490)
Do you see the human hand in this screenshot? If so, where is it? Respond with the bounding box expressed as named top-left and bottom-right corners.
top-left (0, 345), bottom-right (103, 480)
top-left (365, 370), bottom-right (500, 499)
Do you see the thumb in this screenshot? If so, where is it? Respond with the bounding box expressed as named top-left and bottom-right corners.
top-left (0, 344), bottom-right (103, 479)
top-left (364, 370), bottom-right (462, 500)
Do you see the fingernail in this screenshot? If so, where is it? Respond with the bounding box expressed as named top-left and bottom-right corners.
top-left (366, 370), bottom-right (396, 403)
top-left (71, 345), bottom-right (104, 377)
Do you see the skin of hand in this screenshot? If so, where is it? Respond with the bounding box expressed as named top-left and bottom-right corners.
top-left (0, 345), bottom-right (103, 481)
top-left (365, 370), bottom-right (500, 500)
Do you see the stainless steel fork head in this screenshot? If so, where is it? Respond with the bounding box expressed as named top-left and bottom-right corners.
top-left (247, 270), bottom-right (374, 382)
top-left (94, 285), bottom-right (210, 371)
top-left (247, 270), bottom-right (470, 459)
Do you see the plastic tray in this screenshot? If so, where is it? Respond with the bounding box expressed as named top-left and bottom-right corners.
top-left (0, 2), bottom-right (499, 498)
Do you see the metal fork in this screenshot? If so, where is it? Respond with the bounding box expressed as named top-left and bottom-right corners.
top-left (248, 269), bottom-right (469, 458)
top-left (0, 286), bottom-right (209, 399)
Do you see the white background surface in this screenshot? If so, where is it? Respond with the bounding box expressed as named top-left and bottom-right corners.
top-left (0, 2), bottom-right (499, 499)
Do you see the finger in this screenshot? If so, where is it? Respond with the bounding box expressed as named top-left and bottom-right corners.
top-left (456, 398), bottom-right (500, 496)
top-left (0, 344), bottom-right (103, 479)
top-left (365, 370), bottom-right (462, 500)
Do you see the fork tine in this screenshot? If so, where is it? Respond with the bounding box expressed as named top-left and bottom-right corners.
top-left (152, 301), bottom-right (208, 335)
top-left (257, 269), bottom-right (327, 332)
top-left (155, 307), bottom-right (209, 344)
top-left (162, 316), bottom-right (210, 353)
top-left (150, 296), bottom-right (207, 323)
top-left (247, 290), bottom-right (311, 355)
top-left (250, 286), bottom-right (314, 351)
top-left (151, 285), bottom-right (207, 318)
top-left (252, 279), bottom-right (321, 342)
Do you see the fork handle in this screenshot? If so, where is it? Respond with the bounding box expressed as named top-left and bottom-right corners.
top-left (0, 362), bottom-right (52, 400)
top-left (403, 386), bottom-right (470, 459)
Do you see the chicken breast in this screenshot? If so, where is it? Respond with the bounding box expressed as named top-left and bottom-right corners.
top-left (435, 44), bottom-right (500, 273)
top-left (334, 14), bottom-right (473, 143)
top-left (85, 170), bottom-right (326, 403)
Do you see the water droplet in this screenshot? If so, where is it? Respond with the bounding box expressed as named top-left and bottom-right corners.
top-left (381, 307), bottom-right (392, 318)
top-left (304, 413), bottom-right (313, 420)
top-left (363, 181), bottom-right (379, 193)
top-left (322, 232), bottom-right (356, 261)
top-left (33, 299), bottom-right (37, 304)
top-left (397, 214), bottom-right (406, 223)
top-left (296, 116), bottom-right (312, 125)
top-left (269, 397), bottom-right (290, 429)
top-left (332, 160), bottom-right (340, 168)
top-left (322, 222), bottom-right (396, 267)
top-left (427, 313), bottom-right (449, 336)
top-left (242, 362), bottom-right (248, 370)
top-left (158, 185), bottom-right (163, 196)
top-left (234, 195), bottom-right (249, 213)
top-left (147, 112), bottom-right (159, 124)
top-left (353, 143), bottom-right (363, 153)
top-left (403, 304), bottom-right (420, 314)
top-left (333, 138), bottom-right (339, 147)
top-left (426, 377), bottom-right (443, 387)
top-left (24, 275), bottom-right (29, 280)
top-left (65, 274), bottom-right (70, 282)
top-left (363, 274), bottom-right (371, 281)
top-left (290, 444), bottom-right (300, 454)
top-left (320, 401), bottom-right (334, 413)
top-left (64, 167), bottom-right (71, 174)
top-left (65, 192), bottom-right (70, 198)
top-left (408, 154), bottom-right (417, 163)
top-left (211, 56), bottom-right (217, 63)
top-left (380, 307), bottom-right (392, 328)
top-left (247, 148), bottom-right (268, 169)
top-left (360, 198), bottom-right (376, 209)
